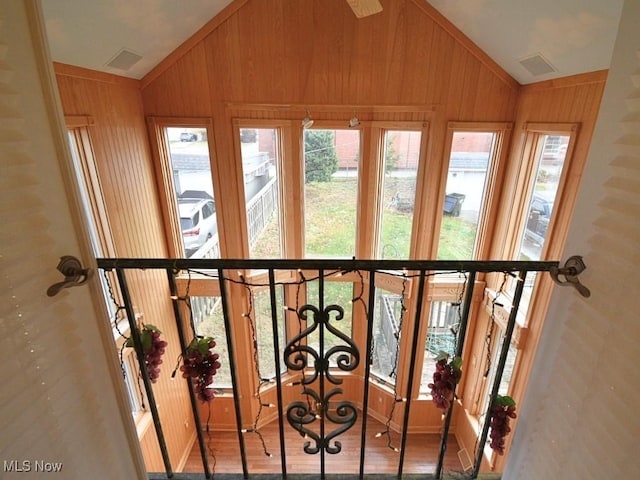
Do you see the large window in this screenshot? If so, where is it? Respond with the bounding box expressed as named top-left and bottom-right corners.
top-left (511, 127), bottom-right (575, 313)
top-left (239, 127), bottom-right (283, 259)
top-left (437, 125), bottom-right (505, 260)
top-left (164, 126), bottom-right (218, 259)
top-left (304, 128), bottom-right (360, 258)
top-left (517, 133), bottom-right (570, 262)
top-left (379, 130), bottom-right (421, 259)
top-left (437, 131), bottom-right (496, 259)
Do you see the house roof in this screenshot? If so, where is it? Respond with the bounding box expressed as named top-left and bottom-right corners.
top-left (41, 0), bottom-right (624, 85)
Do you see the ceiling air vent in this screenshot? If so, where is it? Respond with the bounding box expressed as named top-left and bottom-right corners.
top-left (519, 53), bottom-right (556, 76)
top-left (106, 48), bottom-right (142, 71)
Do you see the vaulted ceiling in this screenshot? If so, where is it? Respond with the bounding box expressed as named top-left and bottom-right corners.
top-left (41, 0), bottom-right (624, 84)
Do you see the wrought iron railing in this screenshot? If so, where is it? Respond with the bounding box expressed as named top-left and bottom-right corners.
top-left (96, 257), bottom-right (588, 480)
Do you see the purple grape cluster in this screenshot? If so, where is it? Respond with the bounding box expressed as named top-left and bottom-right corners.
top-left (126, 324), bottom-right (167, 383)
top-left (428, 355), bottom-right (462, 412)
top-left (144, 329), bottom-right (168, 383)
top-left (489, 397), bottom-right (517, 455)
top-left (180, 338), bottom-right (221, 403)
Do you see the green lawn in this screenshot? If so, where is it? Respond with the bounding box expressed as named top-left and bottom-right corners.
top-left (252, 177), bottom-right (477, 260)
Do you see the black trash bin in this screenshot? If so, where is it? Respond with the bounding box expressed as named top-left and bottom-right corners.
top-left (444, 193), bottom-right (465, 217)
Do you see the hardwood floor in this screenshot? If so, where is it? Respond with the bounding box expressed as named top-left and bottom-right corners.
top-left (182, 414), bottom-right (465, 476)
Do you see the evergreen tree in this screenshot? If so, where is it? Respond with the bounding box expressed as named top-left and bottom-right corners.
top-left (304, 130), bottom-right (338, 183)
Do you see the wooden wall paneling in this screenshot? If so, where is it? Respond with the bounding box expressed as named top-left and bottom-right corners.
top-left (54, 66), bottom-right (197, 471)
top-left (407, 0), bottom-right (519, 92)
top-left (141, 0), bottom-right (517, 118)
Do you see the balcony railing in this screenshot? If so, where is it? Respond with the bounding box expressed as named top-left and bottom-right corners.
top-left (96, 257), bottom-right (586, 480)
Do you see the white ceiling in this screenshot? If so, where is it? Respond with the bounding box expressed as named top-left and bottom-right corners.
top-left (41, 0), bottom-right (624, 84)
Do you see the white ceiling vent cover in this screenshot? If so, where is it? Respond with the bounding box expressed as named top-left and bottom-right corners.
top-left (106, 48), bottom-right (142, 71)
top-left (519, 53), bottom-right (557, 76)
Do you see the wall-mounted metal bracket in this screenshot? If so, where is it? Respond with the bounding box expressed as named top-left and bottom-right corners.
top-left (550, 255), bottom-right (590, 298)
top-left (47, 255), bottom-right (93, 297)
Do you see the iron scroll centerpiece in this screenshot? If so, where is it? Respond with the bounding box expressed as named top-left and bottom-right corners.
top-left (284, 303), bottom-right (360, 455)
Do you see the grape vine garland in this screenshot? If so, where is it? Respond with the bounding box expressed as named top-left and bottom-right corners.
top-left (489, 395), bottom-right (517, 455)
top-left (180, 337), bottom-right (221, 403)
top-left (428, 352), bottom-right (463, 412)
top-left (125, 324), bottom-right (167, 383)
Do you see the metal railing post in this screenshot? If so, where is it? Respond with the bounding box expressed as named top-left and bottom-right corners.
top-left (166, 269), bottom-right (212, 478)
top-left (472, 270), bottom-right (528, 478)
top-left (434, 270), bottom-right (477, 479)
top-left (268, 269), bottom-right (288, 478)
top-left (115, 268), bottom-right (174, 477)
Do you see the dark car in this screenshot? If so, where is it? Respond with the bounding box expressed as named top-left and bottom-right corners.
top-left (180, 131), bottom-right (198, 142)
top-left (524, 193), bottom-right (554, 245)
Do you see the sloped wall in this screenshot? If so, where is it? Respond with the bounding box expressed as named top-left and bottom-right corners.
top-left (504, 0), bottom-right (640, 478)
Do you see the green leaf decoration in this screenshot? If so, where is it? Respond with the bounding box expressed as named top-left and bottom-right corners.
top-left (140, 330), bottom-right (153, 352)
top-left (452, 355), bottom-right (463, 371)
top-left (495, 395), bottom-right (516, 407)
top-left (124, 324), bottom-right (161, 350)
top-left (435, 351), bottom-right (450, 362)
top-left (187, 337), bottom-right (215, 356)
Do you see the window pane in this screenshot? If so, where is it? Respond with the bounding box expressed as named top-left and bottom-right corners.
top-left (516, 134), bottom-right (570, 311)
top-left (191, 296), bottom-right (231, 388)
top-left (421, 301), bottom-right (459, 393)
top-left (480, 336), bottom-right (518, 414)
top-left (166, 127), bottom-right (219, 259)
top-left (380, 130), bottom-right (421, 259)
top-left (252, 287), bottom-right (286, 378)
top-left (240, 128), bottom-right (283, 258)
top-left (304, 129), bottom-right (359, 258)
top-left (437, 132), bottom-right (495, 260)
top-left (518, 134), bottom-right (569, 261)
top-left (371, 288), bottom-right (405, 384)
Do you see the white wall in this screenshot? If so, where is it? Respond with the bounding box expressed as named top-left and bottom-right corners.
top-left (504, 0), bottom-right (640, 478)
top-left (0, 1), bottom-right (143, 478)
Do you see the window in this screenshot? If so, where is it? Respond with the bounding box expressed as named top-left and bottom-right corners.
top-left (239, 127), bottom-right (283, 259)
top-left (371, 288), bottom-right (405, 384)
top-left (517, 133), bottom-right (570, 262)
top-left (437, 126), bottom-right (505, 260)
top-left (165, 126), bottom-right (218, 258)
top-left (67, 122), bottom-right (146, 421)
top-left (121, 349), bottom-right (147, 420)
top-left (511, 127), bottom-right (576, 313)
top-left (420, 301), bottom-right (460, 393)
top-left (379, 130), bottom-right (422, 259)
top-left (148, 119), bottom-right (219, 259)
top-left (253, 286), bottom-right (286, 378)
top-left (304, 128), bottom-right (360, 258)
top-left (190, 295), bottom-right (232, 388)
